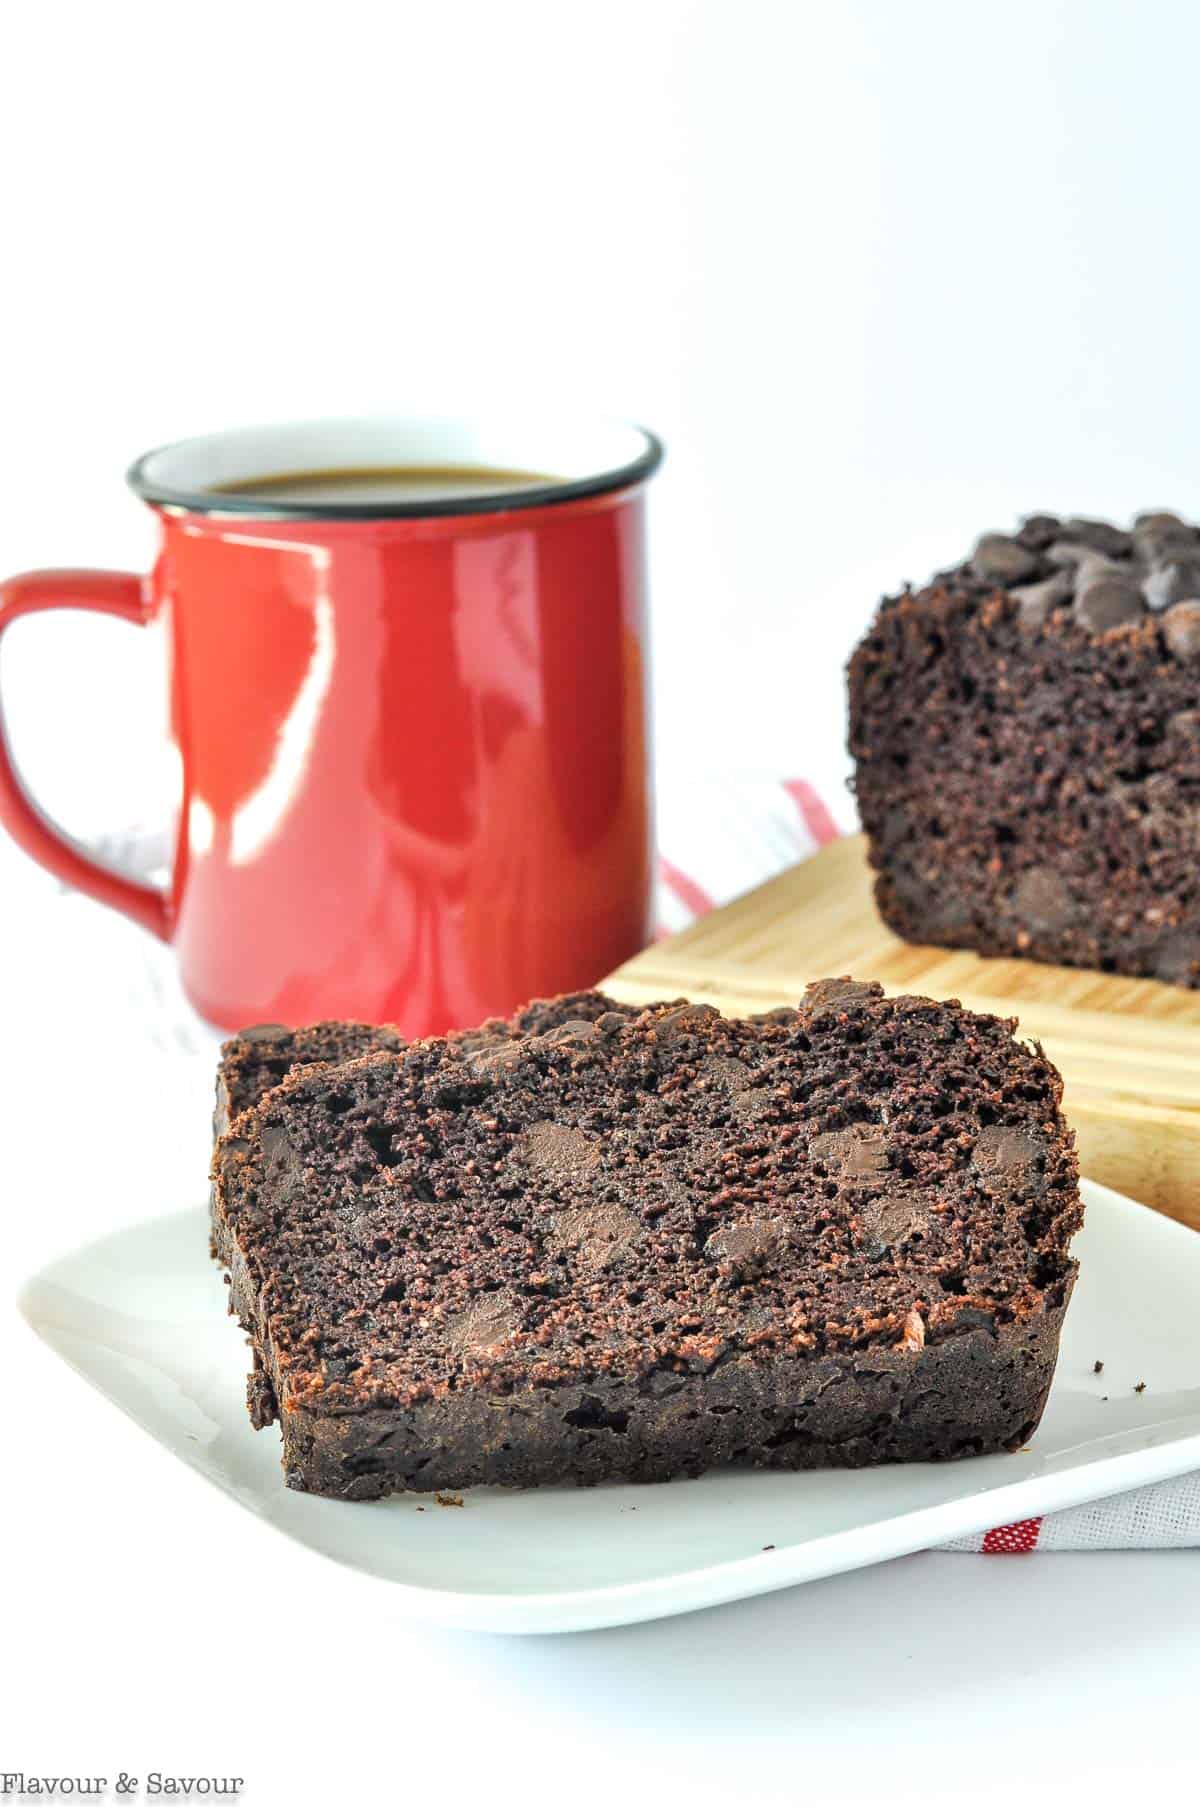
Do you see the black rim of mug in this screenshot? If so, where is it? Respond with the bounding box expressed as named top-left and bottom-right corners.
top-left (127, 423), bottom-right (664, 520)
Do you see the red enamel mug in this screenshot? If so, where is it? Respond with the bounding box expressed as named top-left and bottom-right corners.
top-left (0, 416), bottom-right (662, 1033)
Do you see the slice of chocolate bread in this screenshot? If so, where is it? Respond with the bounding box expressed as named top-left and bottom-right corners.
top-left (214, 992), bottom-right (628, 1133)
top-left (211, 980), bottom-right (1081, 1499)
top-left (849, 510), bottom-right (1200, 985)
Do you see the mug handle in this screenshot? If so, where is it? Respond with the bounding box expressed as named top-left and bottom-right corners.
top-left (0, 568), bottom-right (171, 940)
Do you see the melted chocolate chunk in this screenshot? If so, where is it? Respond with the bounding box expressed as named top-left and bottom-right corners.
top-left (972, 533), bottom-right (1039, 585)
top-left (973, 1125), bottom-right (1046, 1180)
top-left (1143, 560), bottom-right (1200, 613)
top-left (809, 1127), bottom-right (890, 1177)
top-left (1012, 868), bottom-right (1076, 933)
top-left (518, 1121), bottom-right (602, 1177)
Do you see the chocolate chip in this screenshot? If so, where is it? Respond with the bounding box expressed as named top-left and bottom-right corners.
top-left (1047, 545), bottom-right (1129, 587)
top-left (732, 1087), bottom-right (775, 1122)
top-left (447, 1292), bottom-right (519, 1355)
top-left (1045, 540), bottom-right (1095, 567)
top-left (1060, 517), bottom-right (1133, 557)
top-left (536, 1019), bottom-right (601, 1051)
top-left (260, 1125), bottom-right (298, 1172)
top-left (652, 1003), bottom-right (721, 1040)
top-left (237, 1022), bottom-right (292, 1044)
top-left (1133, 513), bottom-right (1194, 564)
top-left (749, 1005), bottom-right (801, 1026)
top-left (701, 1055), bottom-right (752, 1090)
top-left (863, 1197), bottom-right (929, 1251)
top-left (466, 1041), bottom-right (527, 1077)
top-left (973, 1124), bottom-right (1046, 1177)
top-left (798, 978), bottom-right (883, 1016)
top-left (1011, 568), bottom-right (1073, 627)
top-left (1073, 572), bottom-right (1143, 631)
top-left (1077, 550), bottom-right (1126, 578)
top-left (886, 869), bottom-right (971, 935)
top-left (550, 1203), bottom-right (641, 1271)
top-left (1014, 514), bottom-right (1061, 550)
top-left (1142, 560), bottom-right (1200, 613)
top-left (705, 1216), bottom-right (783, 1269)
top-left (1163, 601), bottom-right (1200, 659)
top-left (700, 1058), bottom-right (773, 1119)
top-left (971, 533), bottom-right (1039, 586)
top-left (1012, 866), bottom-right (1075, 931)
top-left (518, 1121), bottom-right (601, 1176)
top-left (809, 1126), bottom-right (890, 1176)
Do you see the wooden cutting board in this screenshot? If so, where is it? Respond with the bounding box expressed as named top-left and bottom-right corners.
top-left (605, 834), bottom-right (1200, 1231)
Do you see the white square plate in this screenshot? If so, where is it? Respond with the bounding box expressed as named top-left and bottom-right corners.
top-left (19, 1178), bottom-right (1200, 1634)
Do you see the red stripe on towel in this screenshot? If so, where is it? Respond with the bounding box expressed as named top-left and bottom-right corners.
top-left (981, 1517), bottom-right (1043, 1554)
top-left (783, 778), bottom-right (840, 848)
top-left (658, 856), bottom-right (715, 920)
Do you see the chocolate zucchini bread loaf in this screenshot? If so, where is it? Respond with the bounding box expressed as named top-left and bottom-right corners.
top-left (850, 511), bottom-right (1200, 985)
top-left (211, 980), bottom-right (1081, 1499)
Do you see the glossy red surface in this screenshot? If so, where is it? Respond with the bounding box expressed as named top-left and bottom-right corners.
top-left (0, 489), bottom-right (654, 1033)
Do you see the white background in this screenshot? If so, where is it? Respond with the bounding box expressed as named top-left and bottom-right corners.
top-left (2, 3), bottom-right (1199, 1803)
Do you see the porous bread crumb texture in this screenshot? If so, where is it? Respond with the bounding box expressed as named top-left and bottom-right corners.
top-left (215, 1020), bottom-right (405, 1135)
top-left (849, 510), bottom-right (1200, 986)
top-left (211, 982), bottom-right (1081, 1498)
top-left (214, 991), bottom-right (627, 1131)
